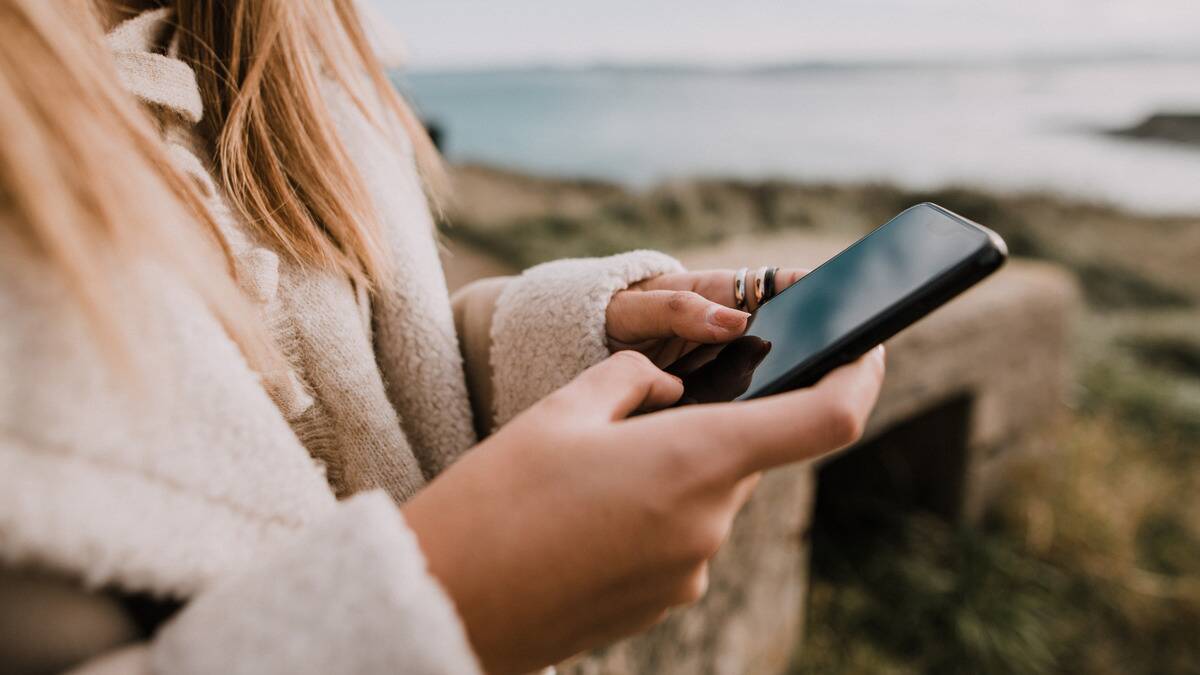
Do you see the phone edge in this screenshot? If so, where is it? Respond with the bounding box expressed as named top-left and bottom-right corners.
top-left (739, 204), bottom-right (1008, 400)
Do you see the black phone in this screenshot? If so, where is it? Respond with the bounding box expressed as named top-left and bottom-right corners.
top-left (667, 202), bottom-right (1007, 404)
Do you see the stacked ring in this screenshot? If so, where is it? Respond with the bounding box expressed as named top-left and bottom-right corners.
top-left (733, 267), bottom-right (748, 311)
top-left (763, 266), bottom-right (779, 302)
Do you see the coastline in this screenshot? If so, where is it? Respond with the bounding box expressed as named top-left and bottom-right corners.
top-left (1109, 112), bottom-right (1200, 146)
top-left (443, 163), bottom-right (1200, 309)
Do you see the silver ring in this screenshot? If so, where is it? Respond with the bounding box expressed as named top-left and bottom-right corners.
top-left (733, 267), bottom-right (748, 311)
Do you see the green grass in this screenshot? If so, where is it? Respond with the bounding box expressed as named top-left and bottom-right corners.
top-left (792, 305), bottom-right (1200, 674)
top-left (1122, 335), bottom-right (1200, 379)
top-left (795, 408), bottom-right (1200, 674)
top-left (799, 516), bottom-right (1065, 675)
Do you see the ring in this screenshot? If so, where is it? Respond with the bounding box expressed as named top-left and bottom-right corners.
top-left (763, 266), bottom-right (779, 302)
top-left (733, 267), bottom-right (748, 311)
top-left (753, 267), bottom-right (767, 306)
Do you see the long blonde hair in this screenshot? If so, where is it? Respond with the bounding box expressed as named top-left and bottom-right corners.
top-left (167, 0), bottom-right (446, 290)
top-left (1, 0), bottom-right (442, 370)
top-left (0, 0), bottom-right (275, 371)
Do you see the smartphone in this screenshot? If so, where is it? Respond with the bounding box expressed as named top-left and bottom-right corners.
top-left (667, 203), bottom-right (1007, 404)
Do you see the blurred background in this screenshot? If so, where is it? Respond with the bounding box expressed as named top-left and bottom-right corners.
top-left (373, 1), bottom-right (1200, 673)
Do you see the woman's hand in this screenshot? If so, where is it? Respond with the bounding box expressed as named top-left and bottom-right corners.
top-left (607, 268), bottom-right (807, 366)
top-left (402, 346), bottom-right (885, 675)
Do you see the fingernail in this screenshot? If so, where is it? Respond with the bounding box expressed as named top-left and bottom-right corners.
top-left (707, 305), bottom-right (749, 330)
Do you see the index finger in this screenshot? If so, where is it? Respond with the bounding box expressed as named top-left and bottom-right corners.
top-left (644, 346), bottom-right (886, 477)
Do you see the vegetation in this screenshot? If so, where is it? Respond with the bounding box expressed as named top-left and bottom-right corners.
top-left (443, 165), bottom-right (1200, 674)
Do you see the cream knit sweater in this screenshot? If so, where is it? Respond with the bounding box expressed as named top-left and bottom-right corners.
top-left (0, 10), bottom-right (682, 674)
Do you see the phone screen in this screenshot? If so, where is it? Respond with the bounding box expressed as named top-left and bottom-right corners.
top-left (670, 204), bottom-right (995, 403)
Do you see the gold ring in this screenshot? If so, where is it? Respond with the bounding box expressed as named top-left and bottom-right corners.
top-left (733, 267), bottom-right (748, 311)
top-left (753, 266), bottom-right (768, 307)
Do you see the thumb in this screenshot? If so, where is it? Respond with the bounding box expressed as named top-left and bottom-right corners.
top-left (555, 351), bottom-right (684, 421)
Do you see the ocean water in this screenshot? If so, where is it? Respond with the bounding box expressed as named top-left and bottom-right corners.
top-left (398, 59), bottom-right (1200, 214)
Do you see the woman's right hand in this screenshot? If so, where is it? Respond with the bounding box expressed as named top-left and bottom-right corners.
top-left (402, 347), bottom-right (885, 675)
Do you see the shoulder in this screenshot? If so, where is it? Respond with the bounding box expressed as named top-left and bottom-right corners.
top-left (0, 237), bottom-right (335, 597)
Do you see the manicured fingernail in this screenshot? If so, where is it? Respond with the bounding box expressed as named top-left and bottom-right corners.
top-left (707, 305), bottom-right (749, 330)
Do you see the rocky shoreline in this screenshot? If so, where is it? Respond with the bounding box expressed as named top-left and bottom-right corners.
top-left (1109, 112), bottom-right (1200, 146)
top-left (443, 163), bottom-right (1200, 311)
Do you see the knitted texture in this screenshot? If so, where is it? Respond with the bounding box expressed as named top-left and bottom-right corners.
top-left (105, 9), bottom-right (202, 124)
top-left (324, 79), bottom-right (479, 479)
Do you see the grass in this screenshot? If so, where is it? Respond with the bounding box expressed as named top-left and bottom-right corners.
top-left (797, 402), bottom-right (1200, 675)
top-left (447, 169), bottom-right (1198, 312)
top-left (444, 166), bottom-right (1200, 674)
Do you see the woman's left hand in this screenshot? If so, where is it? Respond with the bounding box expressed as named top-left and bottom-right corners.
top-left (607, 268), bottom-right (807, 367)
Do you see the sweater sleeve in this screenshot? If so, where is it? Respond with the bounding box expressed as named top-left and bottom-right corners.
top-left (450, 276), bottom-right (512, 439)
top-left (484, 250), bottom-right (685, 428)
top-left (148, 492), bottom-right (480, 675)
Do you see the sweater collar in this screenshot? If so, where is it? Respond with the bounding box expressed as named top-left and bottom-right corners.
top-left (106, 8), bottom-right (203, 124)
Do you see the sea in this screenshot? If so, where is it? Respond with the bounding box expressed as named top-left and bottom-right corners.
top-left (397, 58), bottom-right (1200, 215)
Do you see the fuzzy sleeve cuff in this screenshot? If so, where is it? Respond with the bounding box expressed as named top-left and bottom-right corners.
top-left (488, 250), bottom-right (684, 427)
top-left (152, 492), bottom-right (480, 675)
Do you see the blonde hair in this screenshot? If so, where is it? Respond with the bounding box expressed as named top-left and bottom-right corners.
top-left (0, 0), bottom-right (276, 372)
top-left (170, 0), bottom-right (446, 291)
top-left (1, 0), bottom-right (443, 371)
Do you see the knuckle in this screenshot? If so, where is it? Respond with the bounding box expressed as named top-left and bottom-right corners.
top-left (673, 566), bottom-right (710, 605)
top-left (537, 388), bottom-right (574, 415)
top-left (825, 400), bottom-right (865, 447)
top-left (655, 439), bottom-right (715, 490)
top-left (612, 349), bottom-right (653, 370)
top-left (639, 608), bottom-right (671, 632)
top-left (606, 350), bottom-right (656, 380)
top-left (682, 417), bottom-right (745, 482)
top-left (688, 419), bottom-right (746, 476)
top-left (667, 290), bottom-right (698, 314)
top-left (675, 521), bottom-right (724, 564)
top-left (525, 392), bottom-right (577, 432)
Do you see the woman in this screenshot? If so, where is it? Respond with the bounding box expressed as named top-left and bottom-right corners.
top-left (0, 1), bottom-right (885, 673)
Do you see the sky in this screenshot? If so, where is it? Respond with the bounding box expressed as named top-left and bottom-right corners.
top-left (368, 0), bottom-right (1200, 71)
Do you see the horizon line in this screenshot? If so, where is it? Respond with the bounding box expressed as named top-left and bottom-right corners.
top-left (399, 48), bottom-right (1200, 76)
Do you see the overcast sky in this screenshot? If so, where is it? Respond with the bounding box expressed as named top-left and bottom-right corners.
top-left (367, 0), bottom-right (1200, 70)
